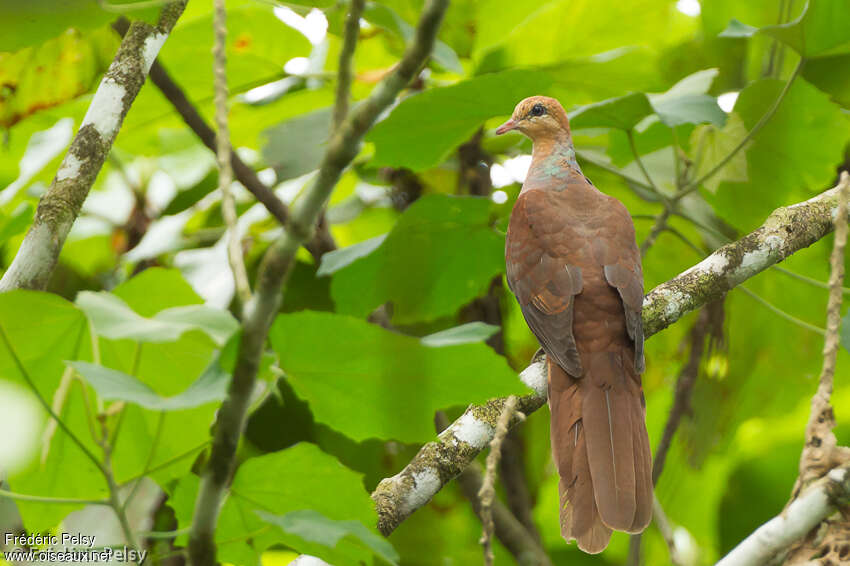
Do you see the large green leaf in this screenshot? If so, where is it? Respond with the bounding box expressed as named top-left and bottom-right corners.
top-left (720, 0), bottom-right (850, 57)
top-left (802, 53), bottom-right (850, 108)
top-left (475, 0), bottom-right (678, 70)
top-left (570, 92), bottom-right (653, 131)
top-left (257, 510), bottom-right (399, 566)
top-left (269, 311), bottom-right (524, 442)
top-left (0, 291), bottom-right (103, 532)
top-left (689, 113), bottom-right (749, 193)
top-left (170, 443), bottom-right (379, 565)
top-left (329, 195), bottom-right (504, 323)
top-left (69, 356), bottom-right (228, 411)
top-left (262, 107), bottom-right (332, 181)
top-left (91, 269), bottom-right (225, 486)
top-left (708, 78), bottom-right (850, 230)
top-left (76, 291), bottom-right (238, 345)
top-left (0, 0), bottom-right (154, 52)
top-left (366, 69), bottom-right (552, 171)
top-left (0, 28), bottom-right (117, 128)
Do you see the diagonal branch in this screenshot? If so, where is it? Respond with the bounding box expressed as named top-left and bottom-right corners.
top-left (372, 178), bottom-right (850, 535)
top-left (0, 2), bottom-right (187, 292)
top-left (714, 465), bottom-right (850, 566)
top-left (185, 2), bottom-right (449, 564)
top-left (113, 17), bottom-right (338, 261)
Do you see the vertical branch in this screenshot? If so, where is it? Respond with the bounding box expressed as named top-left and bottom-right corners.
top-left (0, 2), bottom-right (187, 292)
top-left (333, 0), bottom-right (365, 130)
top-left (186, 2), bottom-right (448, 564)
top-left (479, 396), bottom-right (520, 566)
top-left (213, 0), bottom-right (251, 305)
top-left (797, 171), bottom-right (850, 488)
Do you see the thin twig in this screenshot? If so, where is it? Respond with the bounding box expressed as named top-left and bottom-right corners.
top-left (627, 129), bottom-right (661, 195)
top-left (738, 285), bottom-right (825, 336)
top-left (213, 0), bottom-right (251, 305)
top-left (797, 171), bottom-right (850, 486)
top-left (435, 413), bottom-right (552, 566)
top-left (479, 395), bottom-right (520, 566)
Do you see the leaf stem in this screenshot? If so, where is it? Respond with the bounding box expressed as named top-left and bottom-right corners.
top-left (0, 488), bottom-right (110, 506)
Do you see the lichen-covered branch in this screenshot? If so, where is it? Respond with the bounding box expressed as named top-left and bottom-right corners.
top-left (373, 179), bottom-right (850, 535)
top-left (185, 2), bottom-right (448, 564)
top-left (714, 466), bottom-right (850, 566)
top-left (0, 2), bottom-right (187, 292)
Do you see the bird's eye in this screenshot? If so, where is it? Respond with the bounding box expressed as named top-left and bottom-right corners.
top-left (530, 103), bottom-right (546, 117)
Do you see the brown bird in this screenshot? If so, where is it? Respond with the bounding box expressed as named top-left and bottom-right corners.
top-left (498, 96), bottom-right (652, 553)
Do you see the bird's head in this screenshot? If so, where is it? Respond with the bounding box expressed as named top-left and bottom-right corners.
top-left (495, 96), bottom-right (571, 141)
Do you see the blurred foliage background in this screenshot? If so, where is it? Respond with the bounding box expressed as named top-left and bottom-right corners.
top-left (1, 0), bottom-right (850, 565)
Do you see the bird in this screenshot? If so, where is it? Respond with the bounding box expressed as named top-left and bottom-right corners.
top-left (497, 96), bottom-right (652, 553)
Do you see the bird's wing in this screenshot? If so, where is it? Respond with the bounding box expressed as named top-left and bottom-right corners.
top-left (595, 198), bottom-right (645, 373)
top-left (506, 189), bottom-right (584, 376)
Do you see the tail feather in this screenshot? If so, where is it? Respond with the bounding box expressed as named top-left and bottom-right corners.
top-left (582, 351), bottom-right (636, 530)
top-left (548, 351), bottom-right (652, 554)
top-left (628, 391), bottom-right (653, 533)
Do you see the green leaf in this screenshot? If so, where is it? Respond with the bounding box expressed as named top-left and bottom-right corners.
top-left (421, 322), bottom-right (500, 346)
top-left (802, 53), bottom-right (850, 108)
top-left (366, 69), bottom-right (553, 171)
top-left (0, 202), bottom-right (34, 242)
top-left (0, 291), bottom-right (103, 532)
top-left (362, 3), bottom-right (462, 74)
top-left (317, 235), bottom-right (387, 277)
top-left (0, 28), bottom-right (117, 128)
top-left (0, 1), bottom-right (145, 52)
top-left (76, 291), bottom-right (237, 345)
top-left (648, 69), bottom-right (726, 127)
top-left (257, 510), bottom-right (399, 566)
top-left (570, 92), bottom-right (653, 131)
top-left (651, 94), bottom-right (726, 127)
top-left (689, 113), bottom-right (749, 193)
top-left (68, 357), bottom-right (228, 411)
top-left (262, 108), bottom-right (332, 181)
top-left (719, 0), bottom-right (850, 56)
top-left (475, 0), bottom-right (681, 71)
top-left (269, 311), bottom-right (524, 442)
top-left (709, 78), bottom-right (850, 230)
top-left (171, 443), bottom-right (378, 566)
top-left (330, 195), bottom-right (504, 324)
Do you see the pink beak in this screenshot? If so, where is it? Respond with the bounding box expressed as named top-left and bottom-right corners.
top-left (495, 119), bottom-right (517, 135)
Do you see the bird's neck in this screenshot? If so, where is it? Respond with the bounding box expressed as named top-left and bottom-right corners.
top-left (525, 135), bottom-right (583, 191)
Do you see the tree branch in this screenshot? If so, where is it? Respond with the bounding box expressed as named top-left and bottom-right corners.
top-left (185, 2), bottom-right (448, 564)
top-left (111, 15), bottom-right (338, 261)
top-left (333, 0), bottom-right (365, 130)
top-left (714, 465), bottom-right (850, 566)
top-left (372, 178), bottom-right (850, 535)
top-left (213, 0), bottom-right (251, 305)
top-left (0, 2), bottom-right (187, 292)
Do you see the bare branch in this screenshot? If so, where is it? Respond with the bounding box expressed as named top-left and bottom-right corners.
top-left (715, 465), bottom-right (850, 566)
top-left (0, 2), bottom-right (187, 292)
top-left (186, 2), bottom-right (448, 563)
top-left (213, 0), bottom-right (251, 305)
top-left (479, 396), bottom-right (519, 566)
top-left (373, 179), bottom-right (850, 535)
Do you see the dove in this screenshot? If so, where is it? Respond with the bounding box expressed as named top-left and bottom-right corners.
top-left (499, 96), bottom-right (652, 553)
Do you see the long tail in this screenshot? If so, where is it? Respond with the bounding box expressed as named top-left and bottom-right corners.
top-left (548, 352), bottom-right (652, 554)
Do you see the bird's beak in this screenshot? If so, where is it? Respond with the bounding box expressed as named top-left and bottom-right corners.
top-left (495, 119), bottom-right (517, 135)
